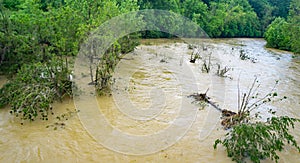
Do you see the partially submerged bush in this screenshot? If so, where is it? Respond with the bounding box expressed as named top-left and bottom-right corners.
top-left (213, 78), bottom-right (299, 163)
top-left (189, 77), bottom-right (300, 162)
top-left (239, 49), bottom-right (250, 60)
top-left (94, 34), bottom-right (140, 95)
top-left (95, 43), bottom-right (120, 95)
top-left (0, 58), bottom-right (72, 121)
top-left (214, 116), bottom-right (300, 163)
top-left (201, 54), bottom-right (212, 73)
top-left (216, 64), bottom-right (231, 78)
top-left (239, 49), bottom-right (257, 63)
top-left (220, 78), bottom-right (285, 129)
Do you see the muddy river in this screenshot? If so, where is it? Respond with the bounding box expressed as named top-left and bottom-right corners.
top-left (0, 38), bottom-right (299, 162)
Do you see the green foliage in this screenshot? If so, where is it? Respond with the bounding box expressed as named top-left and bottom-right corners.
top-left (0, 0), bottom-right (140, 74)
top-left (2, 0), bottom-right (21, 10)
top-left (0, 0), bottom-right (80, 74)
top-left (208, 0), bottom-right (261, 37)
top-left (264, 17), bottom-right (291, 50)
top-left (135, 0), bottom-right (298, 38)
top-left (138, 0), bottom-right (180, 12)
top-left (0, 0), bottom-right (141, 122)
top-left (93, 31), bottom-right (140, 95)
top-left (1, 0), bottom-right (298, 122)
top-left (0, 58), bottom-right (72, 121)
top-left (95, 43), bottom-right (120, 95)
top-left (248, 0), bottom-right (275, 32)
top-left (214, 78), bottom-right (299, 162)
top-left (265, 0), bottom-right (300, 53)
top-left (267, 0), bottom-right (291, 18)
top-left (181, 0), bottom-right (208, 28)
top-left (138, 0), bottom-right (263, 38)
top-left (214, 116), bottom-right (300, 163)
top-left (288, 0), bottom-right (300, 54)
top-left (118, 33), bottom-right (141, 54)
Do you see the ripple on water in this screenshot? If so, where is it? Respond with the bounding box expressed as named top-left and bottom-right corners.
top-left (0, 39), bottom-right (299, 162)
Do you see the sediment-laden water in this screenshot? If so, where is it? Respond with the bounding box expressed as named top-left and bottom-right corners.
top-left (0, 38), bottom-right (299, 162)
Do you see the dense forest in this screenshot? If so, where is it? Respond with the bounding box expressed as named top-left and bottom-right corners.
top-left (0, 0), bottom-right (299, 73)
top-left (137, 0), bottom-right (300, 53)
top-left (0, 0), bottom-right (299, 68)
top-left (0, 0), bottom-right (299, 120)
top-left (137, 0), bottom-right (296, 38)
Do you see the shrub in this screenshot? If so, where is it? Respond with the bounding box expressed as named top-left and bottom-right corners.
top-left (214, 116), bottom-right (300, 163)
top-left (0, 58), bottom-right (72, 121)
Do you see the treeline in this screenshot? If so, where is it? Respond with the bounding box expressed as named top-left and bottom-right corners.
top-left (137, 0), bottom-right (300, 53)
top-left (264, 0), bottom-right (300, 54)
top-left (0, 0), bottom-right (299, 73)
top-left (137, 0), bottom-right (292, 38)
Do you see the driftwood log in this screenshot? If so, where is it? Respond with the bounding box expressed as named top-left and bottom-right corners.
top-left (188, 88), bottom-right (221, 111)
top-left (189, 89), bottom-right (238, 129)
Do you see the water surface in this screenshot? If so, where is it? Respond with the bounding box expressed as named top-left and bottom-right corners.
top-left (0, 38), bottom-right (299, 162)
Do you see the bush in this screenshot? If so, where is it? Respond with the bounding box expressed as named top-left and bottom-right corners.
top-left (214, 116), bottom-right (300, 163)
top-left (0, 58), bottom-right (72, 121)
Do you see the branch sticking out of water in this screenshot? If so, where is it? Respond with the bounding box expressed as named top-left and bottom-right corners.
top-left (201, 53), bottom-right (212, 73)
top-left (216, 64), bottom-right (231, 78)
top-left (190, 48), bottom-right (201, 63)
top-left (188, 88), bottom-right (222, 112)
top-left (189, 78), bottom-right (286, 129)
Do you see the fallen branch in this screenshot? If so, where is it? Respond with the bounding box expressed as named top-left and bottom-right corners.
top-left (189, 88), bottom-right (245, 129)
top-left (188, 88), bottom-right (223, 112)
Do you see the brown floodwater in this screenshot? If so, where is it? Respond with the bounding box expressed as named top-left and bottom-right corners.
top-left (0, 38), bottom-right (299, 162)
